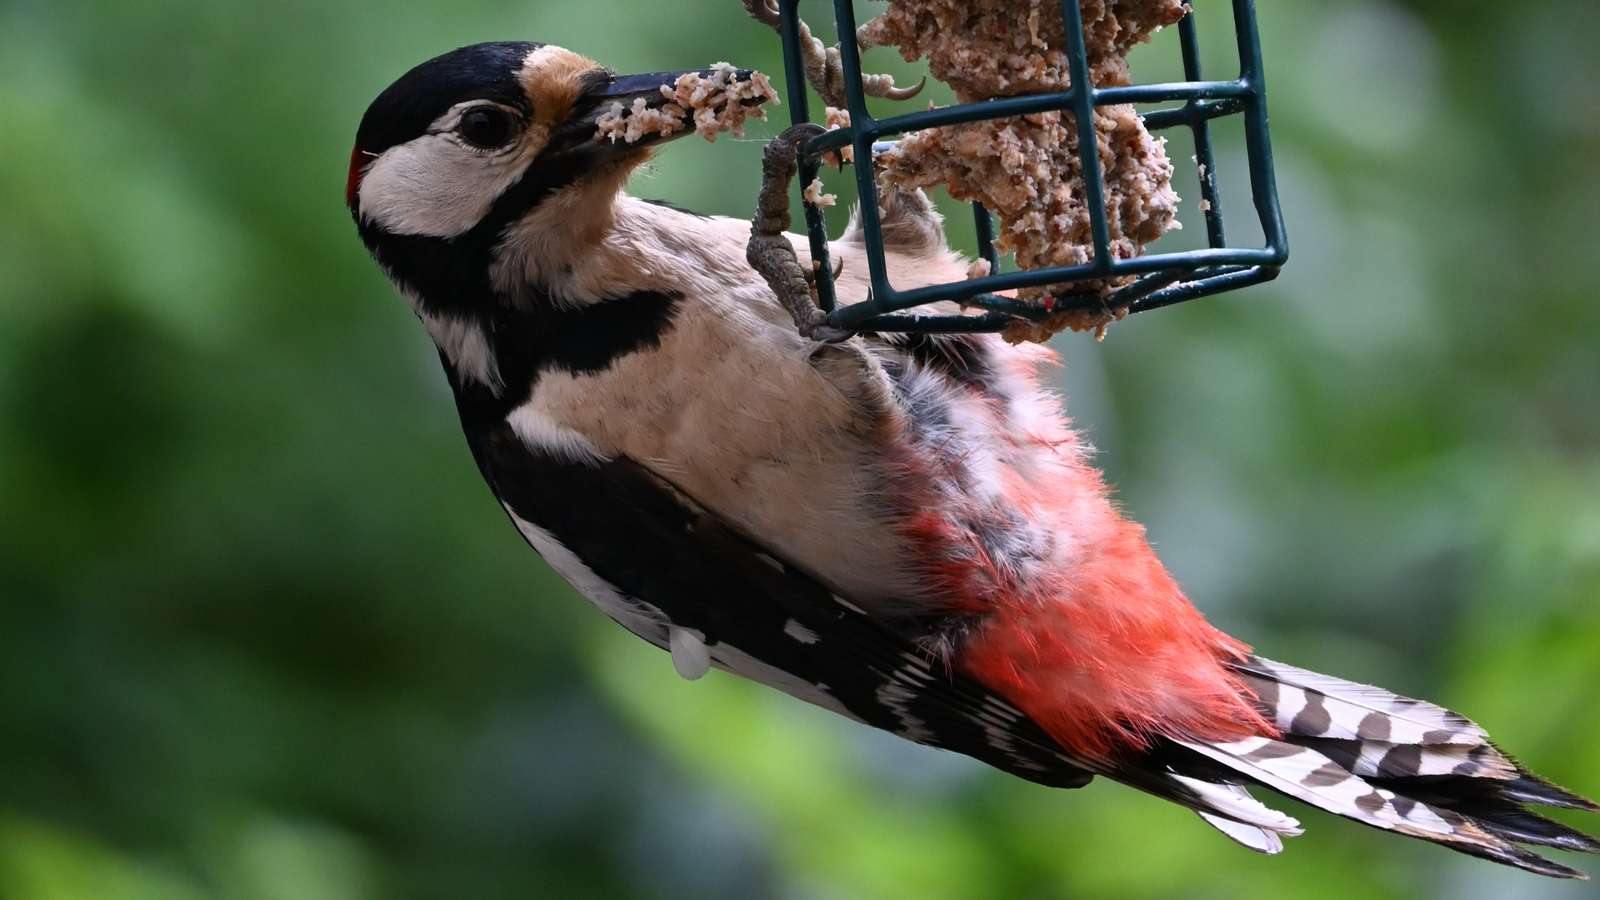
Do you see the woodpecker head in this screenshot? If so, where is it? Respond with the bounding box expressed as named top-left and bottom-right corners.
top-left (347, 42), bottom-right (761, 316)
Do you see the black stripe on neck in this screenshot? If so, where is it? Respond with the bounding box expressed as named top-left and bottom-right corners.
top-left (449, 288), bottom-right (683, 427)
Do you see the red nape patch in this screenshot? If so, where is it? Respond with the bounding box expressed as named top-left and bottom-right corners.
top-left (345, 144), bottom-right (369, 210)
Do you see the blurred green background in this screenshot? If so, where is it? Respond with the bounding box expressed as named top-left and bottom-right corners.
top-left (3, 0), bottom-right (1598, 897)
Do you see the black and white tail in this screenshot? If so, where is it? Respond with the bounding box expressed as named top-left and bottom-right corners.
top-left (1152, 656), bottom-right (1597, 878)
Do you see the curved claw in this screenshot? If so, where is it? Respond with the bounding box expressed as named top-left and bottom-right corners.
top-left (882, 75), bottom-right (927, 102)
top-left (777, 121), bottom-right (828, 151)
top-left (742, 0), bottom-right (782, 28)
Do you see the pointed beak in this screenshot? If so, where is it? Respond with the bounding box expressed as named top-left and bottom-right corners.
top-left (550, 66), bottom-right (771, 159)
top-left (594, 69), bottom-right (727, 105)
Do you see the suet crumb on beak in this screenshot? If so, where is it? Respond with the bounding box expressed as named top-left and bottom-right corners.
top-left (594, 63), bottom-right (778, 145)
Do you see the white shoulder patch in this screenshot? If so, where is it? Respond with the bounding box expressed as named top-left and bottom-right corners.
top-left (506, 403), bottom-right (606, 465)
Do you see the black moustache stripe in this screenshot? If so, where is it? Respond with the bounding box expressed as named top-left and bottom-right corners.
top-left (359, 144), bottom-right (602, 319)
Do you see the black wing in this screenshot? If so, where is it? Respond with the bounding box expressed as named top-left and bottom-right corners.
top-left (465, 413), bottom-right (1094, 790)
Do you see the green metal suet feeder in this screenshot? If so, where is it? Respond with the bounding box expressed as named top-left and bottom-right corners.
top-left (774, 0), bottom-right (1289, 334)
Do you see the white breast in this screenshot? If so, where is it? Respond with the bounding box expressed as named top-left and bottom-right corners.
top-left (501, 196), bottom-right (991, 611)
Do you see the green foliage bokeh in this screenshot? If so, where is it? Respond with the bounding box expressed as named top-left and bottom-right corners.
top-left (1, 1), bottom-right (1597, 897)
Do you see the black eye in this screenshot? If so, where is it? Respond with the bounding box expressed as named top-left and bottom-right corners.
top-left (458, 107), bottom-right (516, 149)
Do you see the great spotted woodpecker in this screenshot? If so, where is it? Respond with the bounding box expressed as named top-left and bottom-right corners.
top-left (347, 41), bottom-right (1596, 876)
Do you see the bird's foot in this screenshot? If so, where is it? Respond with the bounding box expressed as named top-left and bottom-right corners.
top-left (747, 123), bottom-right (851, 343)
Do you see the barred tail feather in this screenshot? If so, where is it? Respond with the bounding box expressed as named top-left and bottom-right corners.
top-left (1178, 736), bottom-right (1589, 878)
top-left (1502, 772), bottom-right (1600, 812)
top-left (1171, 656), bottom-right (1598, 879)
top-left (1233, 656), bottom-right (1488, 747)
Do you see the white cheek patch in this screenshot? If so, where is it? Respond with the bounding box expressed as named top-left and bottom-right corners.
top-left (358, 122), bottom-right (543, 238)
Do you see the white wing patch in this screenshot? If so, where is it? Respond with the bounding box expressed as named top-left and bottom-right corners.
top-left (871, 653), bottom-right (938, 742)
top-left (970, 695), bottom-right (1051, 773)
top-left (783, 618), bottom-right (820, 644)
